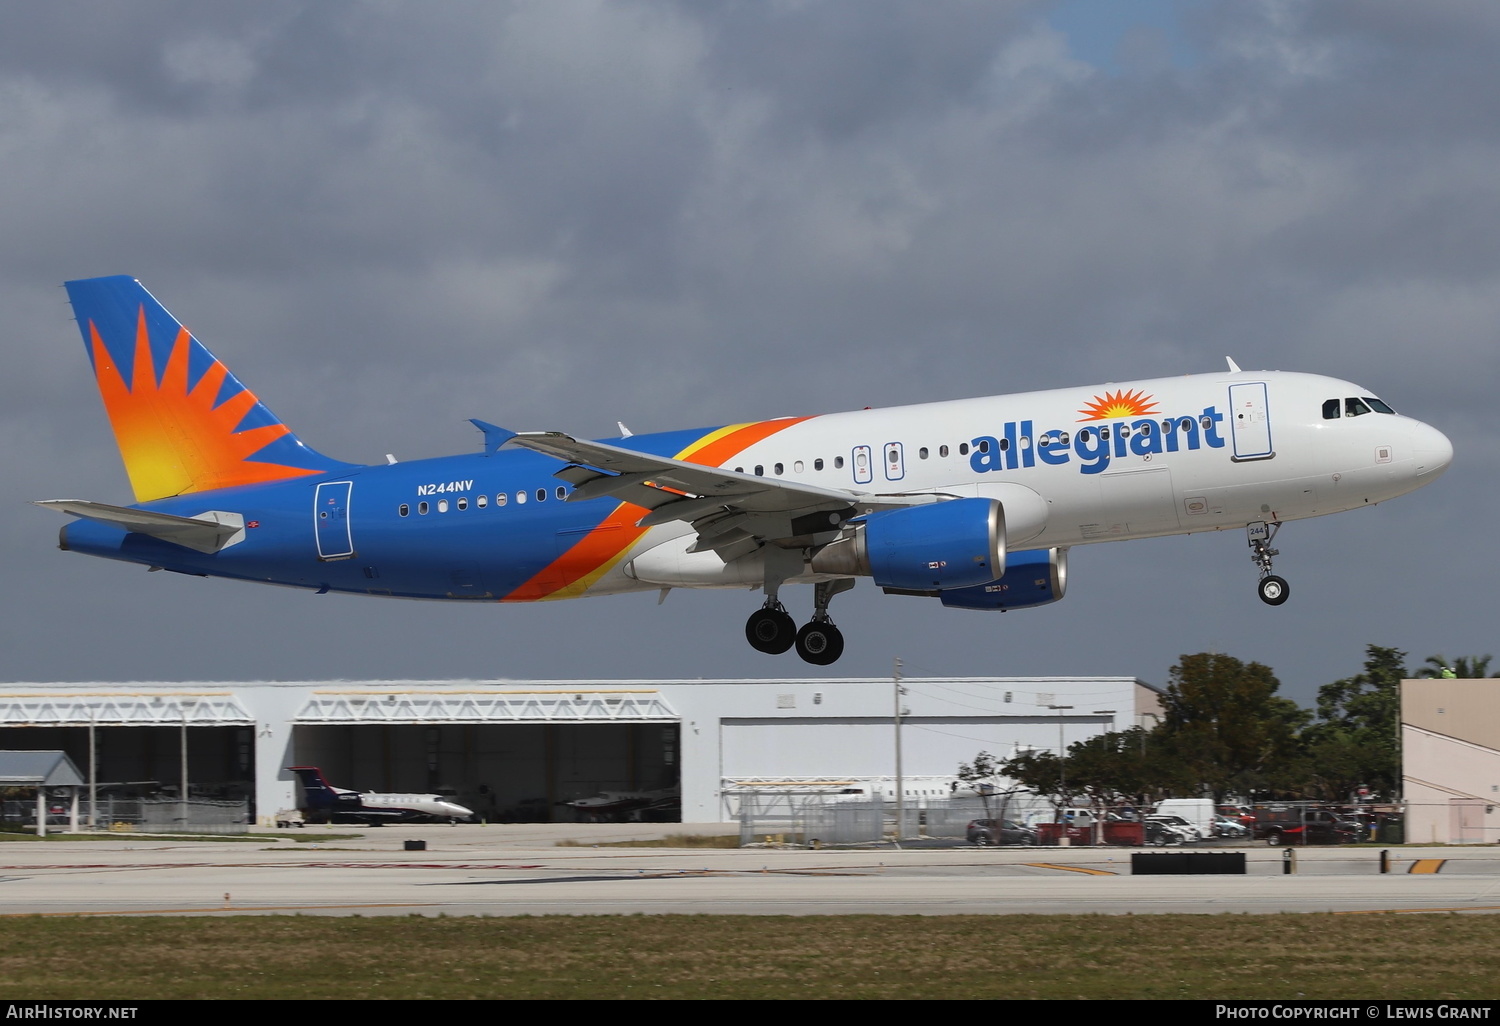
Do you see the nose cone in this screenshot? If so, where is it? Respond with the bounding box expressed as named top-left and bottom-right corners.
top-left (1411, 420), bottom-right (1454, 481)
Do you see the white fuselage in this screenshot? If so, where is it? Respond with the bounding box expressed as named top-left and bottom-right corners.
top-left (607, 370), bottom-right (1452, 592)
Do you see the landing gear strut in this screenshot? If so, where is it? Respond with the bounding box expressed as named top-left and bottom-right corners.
top-left (1248, 521), bottom-right (1289, 606)
top-left (744, 578), bottom-right (855, 664)
top-left (793, 579), bottom-right (854, 666)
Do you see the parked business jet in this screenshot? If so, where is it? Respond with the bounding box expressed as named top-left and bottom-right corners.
top-left (288, 766), bottom-right (473, 824)
top-left (39, 277), bottom-right (1452, 664)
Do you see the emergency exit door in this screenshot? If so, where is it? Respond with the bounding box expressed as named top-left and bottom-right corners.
top-left (314, 481), bottom-right (355, 560)
top-left (1228, 382), bottom-right (1274, 461)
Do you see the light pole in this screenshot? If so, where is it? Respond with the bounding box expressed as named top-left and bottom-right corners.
top-left (893, 657), bottom-right (905, 841)
top-left (1048, 704), bottom-right (1072, 810)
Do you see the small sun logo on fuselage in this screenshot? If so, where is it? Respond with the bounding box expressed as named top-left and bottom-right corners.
top-left (1076, 389), bottom-right (1160, 422)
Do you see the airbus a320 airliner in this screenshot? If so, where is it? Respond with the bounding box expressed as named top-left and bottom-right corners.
top-left (39, 277), bottom-right (1453, 664)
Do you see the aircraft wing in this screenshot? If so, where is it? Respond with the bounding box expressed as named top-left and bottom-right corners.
top-left (509, 431), bottom-right (939, 557)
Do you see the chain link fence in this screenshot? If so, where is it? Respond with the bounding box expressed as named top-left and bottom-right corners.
top-left (2, 797), bottom-right (249, 834)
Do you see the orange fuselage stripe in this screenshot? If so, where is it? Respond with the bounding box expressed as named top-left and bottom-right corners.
top-left (502, 417), bottom-right (814, 602)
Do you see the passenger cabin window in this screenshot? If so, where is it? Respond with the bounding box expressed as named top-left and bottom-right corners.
top-left (959, 443), bottom-right (969, 456)
top-left (477, 495), bottom-right (488, 508)
top-left (496, 493), bottom-right (508, 506)
top-left (918, 447), bottom-right (929, 459)
top-left (774, 463), bottom-right (784, 475)
top-left (456, 497), bottom-right (468, 511)
top-left (536, 488), bottom-right (546, 502)
top-left (939, 444), bottom-right (949, 457)
top-left (556, 486), bottom-right (566, 499)
top-left (418, 501), bottom-right (429, 515)
top-left (399, 504), bottom-right (410, 517)
top-left (834, 456), bottom-right (845, 469)
top-left (814, 458), bottom-right (824, 471)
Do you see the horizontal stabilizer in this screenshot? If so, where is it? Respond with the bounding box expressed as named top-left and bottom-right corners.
top-left (35, 499), bottom-right (246, 554)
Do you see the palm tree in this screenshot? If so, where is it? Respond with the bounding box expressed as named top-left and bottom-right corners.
top-left (1416, 654), bottom-right (1496, 679)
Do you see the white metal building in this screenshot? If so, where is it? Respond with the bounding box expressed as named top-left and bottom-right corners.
top-left (1403, 677), bottom-right (1500, 844)
top-left (0, 676), bottom-right (1162, 824)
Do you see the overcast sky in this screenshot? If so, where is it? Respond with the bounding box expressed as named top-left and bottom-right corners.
top-left (4, 0), bottom-right (1496, 707)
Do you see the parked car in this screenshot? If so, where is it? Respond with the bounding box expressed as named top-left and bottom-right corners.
top-left (966, 818), bottom-right (1039, 846)
top-left (1253, 807), bottom-right (1358, 846)
top-left (1212, 814), bottom-right (1249, 839)
top-left (1143, 818), bottom-right (1189, 846)
top-left (1144, 814), bottom-right (1203, 843)
top-left (1218, 805), bottom-right (1256, 828)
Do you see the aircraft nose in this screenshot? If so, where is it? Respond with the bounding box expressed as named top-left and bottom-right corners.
top-left (1411, 420), bottom-right (1454, 480)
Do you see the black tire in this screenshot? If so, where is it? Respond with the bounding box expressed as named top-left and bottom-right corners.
top-left (1266, 830), bottom-right (1283, 846)
top-left (973, 832), bottom-right (993, 847)
top-left (795, 621), bottom-right (845, 665)
top-left (1258, 575), bottom-right (1290, 606)
top-left (745, 608), bottom-right (797, 654)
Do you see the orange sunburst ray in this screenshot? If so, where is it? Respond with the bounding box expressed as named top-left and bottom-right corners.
top-left (89, 307), bottom-right (315, 502)
top-left (1076, 388), bottom-right (1160, 422)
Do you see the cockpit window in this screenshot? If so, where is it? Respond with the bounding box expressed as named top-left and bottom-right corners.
top-left (1322, 399), bottom-right (1340, 420)
top-left (1364, 396), bottom-right (1395, 414)
top-left (1344, 397), bottom-right (1372, 417)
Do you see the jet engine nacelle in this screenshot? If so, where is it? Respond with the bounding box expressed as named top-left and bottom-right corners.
top-left (938, 547), bottom-right (1068, 611)
top-left (811, 497), bottom-right (1004, 591)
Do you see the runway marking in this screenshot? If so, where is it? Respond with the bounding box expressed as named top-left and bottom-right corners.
top-left (0, 862), bottom-right (545, 871)
top-left (0, 903), bottom-right (441, 917)
top-left (1022, 863), bottom-right (1117, 876)
top-left (1408, 859), bottom-right (1446, 874)
top-left (1334, 904), bottom-right (1500, 916)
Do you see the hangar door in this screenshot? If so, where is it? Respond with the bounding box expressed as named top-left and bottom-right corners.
top-left (292, 689), bottom-right (681, 823)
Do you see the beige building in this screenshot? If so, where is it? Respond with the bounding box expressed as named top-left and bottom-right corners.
top-left (1403, 677), bottom-right (1500, 844)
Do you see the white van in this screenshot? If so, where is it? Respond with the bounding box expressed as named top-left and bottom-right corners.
top-left (1153, 799), bottom-right (1215, 837)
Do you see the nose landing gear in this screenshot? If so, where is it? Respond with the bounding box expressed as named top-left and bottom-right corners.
top-left (1248, 521), bottom-right (1289, 606)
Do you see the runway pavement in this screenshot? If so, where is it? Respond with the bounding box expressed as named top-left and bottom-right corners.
top-left (3, 825), bottom-right (1499, 917)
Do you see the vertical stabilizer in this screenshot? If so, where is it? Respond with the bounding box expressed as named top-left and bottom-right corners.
top-left (64, 276), bottom-right (353, 502)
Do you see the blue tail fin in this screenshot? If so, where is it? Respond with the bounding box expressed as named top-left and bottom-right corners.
top-left (288, 766), bottom-right (350, 811)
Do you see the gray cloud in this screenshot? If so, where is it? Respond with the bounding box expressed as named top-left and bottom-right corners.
top-left (3, 1), bottom-right (1494, 702)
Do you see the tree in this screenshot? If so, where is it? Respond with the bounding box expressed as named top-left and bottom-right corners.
top-left (996, 748), bottom-right (1077, 820)
top-left (1416, 654), bottom-right (1496, 679)
top-left (1156, 652), bottom-right (1307, 801)
top-left (956, 750), bottom-right (1022, 821)
top-left (1307, 645), bottom-right (1407, 799)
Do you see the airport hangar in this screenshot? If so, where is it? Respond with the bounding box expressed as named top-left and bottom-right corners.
top-left (0, 676), bottom-right (1162, 824)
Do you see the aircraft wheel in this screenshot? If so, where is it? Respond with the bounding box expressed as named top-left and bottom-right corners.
top-left (795, 621), bottom-right (845, 665)
top-left (1257, 575), bottom-right (1290, 606)
top-left (746, 608), bottom-right (797, 654)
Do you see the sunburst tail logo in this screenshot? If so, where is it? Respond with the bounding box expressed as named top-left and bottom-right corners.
top-left (1076, 389), bottom-right (1160, 422)
top-left (65, 276), bottom-right (352, 503)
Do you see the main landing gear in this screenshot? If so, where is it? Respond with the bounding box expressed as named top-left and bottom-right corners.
top-left (1248, 521), bottom-right (1289, 606)
top-left (745, 579), bottom-right (854, 665)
